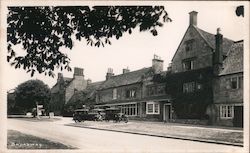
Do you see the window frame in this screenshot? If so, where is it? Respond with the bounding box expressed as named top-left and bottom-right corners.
top-left (182, 59), bottom-right (194, 71)
top-left (146, 102), bottom-right (160, 114)
top-left (125, 88), bottom-right (137, 98)
top-left (220, 105), bottom-right (234, 119)
top-left (183, 82), bottom-right (196, 93)
top-left (226, 75), bottom-right (243, 90)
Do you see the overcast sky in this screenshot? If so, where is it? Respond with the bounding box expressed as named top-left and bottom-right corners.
top-left (1, 1), bottom-right (248, 91)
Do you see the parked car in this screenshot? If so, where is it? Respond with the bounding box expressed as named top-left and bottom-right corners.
top-left (73, 108), bottom-right (96, 122)
top-left (73, 108), bottom-right (105, 122)
top-left (91, 108), bottom-right (105, 121)
top-left (104, 107), bottom-right (128, 123)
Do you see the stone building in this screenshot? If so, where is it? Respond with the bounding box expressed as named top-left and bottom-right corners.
top-left (50, 67), bottom-right (87, 115)
top-left (212, 40), bottom-right (243, 127)
top-left (95, 56), bottom-right (171, 121)
top-left (166, 11), bottom-right (243, 126)
top-left (50, 11), bottom-right (243, 127)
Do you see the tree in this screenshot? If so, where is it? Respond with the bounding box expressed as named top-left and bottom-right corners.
top-left (15, 80), bottom-right (51, 113)
top-left (7, 6), bottom-right (171, 77)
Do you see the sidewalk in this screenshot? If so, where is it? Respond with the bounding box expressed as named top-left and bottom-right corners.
top-left (66, 120), bottom-right (243, 146)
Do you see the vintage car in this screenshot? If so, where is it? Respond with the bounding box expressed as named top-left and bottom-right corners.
top-left (104, 107), bottom-right (128, 123)
top-left (73, 108), bottom-right (105, 122)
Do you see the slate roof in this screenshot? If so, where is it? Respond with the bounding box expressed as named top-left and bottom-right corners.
top-left (51, 77), bottom-right (73, 94)
top-left (99, 67), bottom-right (153, 89)
top-left (219, 41), bottom-right (243, 76)
top-left (85, 81), bottom-right (104, 99)
top-left (195, 27), bottom-right (235, 55)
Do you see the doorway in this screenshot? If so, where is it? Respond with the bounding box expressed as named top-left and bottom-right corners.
top-left (233, 106), bottom-right (243, 127)
top-left (163, 104), bottom-right (171, 122)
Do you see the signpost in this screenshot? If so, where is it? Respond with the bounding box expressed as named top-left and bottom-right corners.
top-left (36, 102), bottom-right (43, 119)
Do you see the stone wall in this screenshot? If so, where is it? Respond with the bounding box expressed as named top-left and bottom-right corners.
top-left (213, 73), bottom-right (243, 104)
top-left (65, 76), bottom-right (87, 103)
top-left (171, 26), bottom-right (213, 73)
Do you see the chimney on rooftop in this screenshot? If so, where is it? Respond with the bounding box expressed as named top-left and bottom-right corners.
top-left (57, 73), bottom-right (63, 81)
top-left (189, 11), bottom-right (198, 26)
top-left (106, 68), bottom-right (114, 80)
top-left (213, 28), bottom-right (223, 75)
top-left (73, 67), bottom-right (84, 78)
top-left (152, 54), bottom-right (164, 74)
top-left (122, 67), bottom-right (130, 74)
top-left (87, 79), bottom-right (92, 85)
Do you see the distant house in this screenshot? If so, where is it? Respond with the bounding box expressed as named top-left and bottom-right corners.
top-left (212, 40), bottom-right (243, 127)
top-left (50, 67), bottom-right (87, 115)
top-left (95, 56), bottom-right (171, 121)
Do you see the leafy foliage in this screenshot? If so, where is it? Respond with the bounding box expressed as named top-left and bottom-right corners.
top-left (15, 80), bottom-right (51, 112)
top-left (7, 6), bottom-right (171, 77)
top-left (165, 67), bottom-right (214, 119)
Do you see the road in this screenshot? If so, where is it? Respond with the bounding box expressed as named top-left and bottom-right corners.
top-left (8, 117), bottom-right (243, 153)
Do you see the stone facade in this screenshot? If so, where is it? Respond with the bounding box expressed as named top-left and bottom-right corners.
top-left (50, 67), bottom-right (87, 115)
top-left (171, 26), bottom-right (213, 73)
top-left (212, 40), bottom-right (244, 127)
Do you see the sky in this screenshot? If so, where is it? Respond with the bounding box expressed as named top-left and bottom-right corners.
top-left (1, 1), bottom-right (249, 91)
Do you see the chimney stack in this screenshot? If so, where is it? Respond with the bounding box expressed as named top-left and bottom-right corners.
top-left (189, 11), bottom-right (198, 26)
top-left (122, 67), bottom-right (130, 74)
top-left (57, 73), bottom-right (63, 81)
top-left (106, 68), bottom-right (114, 80)
top-left (73, 67), bottom-right (84, 78)
top-left (213, 28), bottom-right (223, 75)
top-left (152, 54), bottom-right (164, 74)
top-left (87, 79), bottom-right (92, 85)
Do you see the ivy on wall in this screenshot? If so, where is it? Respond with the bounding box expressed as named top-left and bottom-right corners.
top-left (164, 67), bottom-right (214, 119)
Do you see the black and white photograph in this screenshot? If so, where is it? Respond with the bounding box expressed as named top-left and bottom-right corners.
top-left (0, 1), bottom-right (249, 153)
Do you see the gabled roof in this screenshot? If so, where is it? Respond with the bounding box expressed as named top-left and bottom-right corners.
top-left (99, 67), bottom-right (152, 89)
top-left (171, 25), bottom-right (235, 62)
top-left (195, 27), bottom-right (235, 55)
top-left (219, 41), bottom-right (243, 76)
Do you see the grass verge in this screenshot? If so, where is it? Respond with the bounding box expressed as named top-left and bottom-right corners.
top-left (8, 130), bottom-right (76, 149)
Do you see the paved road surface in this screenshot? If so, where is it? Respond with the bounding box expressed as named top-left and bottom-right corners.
top-left (8, 117), bottom-right (243, 152)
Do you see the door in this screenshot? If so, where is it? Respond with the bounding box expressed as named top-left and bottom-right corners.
top-left (164, 104), bottom-right (171, 122)
top-left (233, 106), bottom-right (243, 127)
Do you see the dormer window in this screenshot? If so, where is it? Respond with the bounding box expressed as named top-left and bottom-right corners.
top-left (185, 39), bottom-right (194, 52)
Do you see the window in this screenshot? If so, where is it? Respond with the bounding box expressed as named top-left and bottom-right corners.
top-left (183, 82), bottom-right (195, 93)
top-left (147, 84), bottom-right (165, 96)
top-left (182, 59), bottom-right (194, 71)
top-left (112, 88), bottom-right (117, 99)
top-left (226, 76), bottom-right (243, 90)
top-left (185, 39), bottom-right (194, 52)
top-left (118, 104), bottom-right (138, 116)
top-left (126, 89), bottom-right (136, 98)
top-left (220, 105), bottom-right (234, 119)
top-left (157, 85), bottom-right (165, 95)
top-left (146, 102), bottom-right (160, 114)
